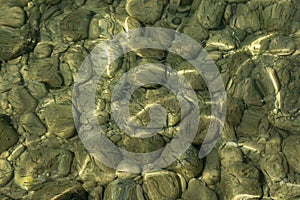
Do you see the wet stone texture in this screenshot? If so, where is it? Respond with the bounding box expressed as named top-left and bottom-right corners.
top-left (0, 0), bottom-right (299, 199)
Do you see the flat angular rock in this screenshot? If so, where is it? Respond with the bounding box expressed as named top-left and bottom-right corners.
top-left (0, 64), bottom-right (22, 92)
top-left (26, 81), bottom-right (48, 99)
top-left (282, 135), bottom-right (300, 174)
top-left (126, 0), bottom-right (163, 24)
top-left (196, 0), bottom-right (226, 29)
top-left (19, 112), bottom-right (46, 136)
top-left (182, 13), bottom-right (209, 43)
top-left (236, 107), bottom-right (269, 138)
top-left (0, 25), bottom-right (36, 60)
top-left (259, 152), bottom-right (288, 182)
top-left (219, 144), bottom-right (243, 167)
top-left (15, 147), bottom-right (73, 190)
top-left (0, 117), bottom-right (18, 153)
top-left (167, 145), bottom-right (203, 180)
top-left (230, 4), bottom-right (261, 32)
top-left (220, 163), bottom-right (262, 200)
top-left (41, 101), bottom-right (75, 139)
top-left (143, 170), bottom-right (181, 200)
top-left (68, 139), bottom-right (116, 185)
top-left (182, 179), bottom-right (217, 200)
top-left (262, 2), bottom-right (296, 32)
top-left (60, 9), bottom-right (92, 41)
top-left (8, 86), bottom-right (37, 114)
top-left (28, 57), bottom-right (63, 88)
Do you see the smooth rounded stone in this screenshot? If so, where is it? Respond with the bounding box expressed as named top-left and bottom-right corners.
top-left (196, 0), bottom-right (226, 29)
top-left (19, 112), bottom-right (46, 136)
top-left (268, 35), bottom-right (296, 56)
top-left (89, 13), bottom-right (124, 40)
top-left (28, 57), bottom-right (63, 88)
top-left (262, 2), bottom-right (296, 32)
top-left (104, 179), bottom-right (143, 200)
top-left (117, 134), bottom-right (165, 153)
top-left (116, 160), bottom-right (141, 179)
top-left (30, 180), bottom-right (87, 200)
top-left (259, 152), bottom-right (288, 182)
top-left (33, 42), bottom-right (53, 58)
top-left (167, 145), bottom-right (203, 180)
top-left (125, 0), bottom-right (163, 24)
top-left (40, 100), bottom-right (75, 139)
top-left (0, 6), bottom-right (25, 28)
top-left (0, 25), bottom-right (36, 60)
top-left (219, 144), bottom-right (243, 167)
top-left (181, 179), bottom-right (217, 200)
top-left (0, 159), bottom-right (13, 187)
top-left (8, 86), bottom-right (37, 114)
top-left (15, 147), bottom-right (73, 190)
top-left (230, 4), bottom-right (261, 33)
top-left (26, 81), bottom-right (48, 99)
top-left (282, 135), bottom-right (300, 174)
top-left (143, 170), bottom-right (181, 200)
top-left (220, 163), bottom-right (262, 200)
top-left (182, 13), bottom-right (209, 43)
top-left (60, 9), bottom-right (92, 41)
top-left (206, 30), bottom-right (236, 51)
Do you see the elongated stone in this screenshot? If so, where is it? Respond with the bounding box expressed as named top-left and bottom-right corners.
top-left (0, 159), bottom-right (13, 187)
top-left (268, 36), bottom-right (296, 56)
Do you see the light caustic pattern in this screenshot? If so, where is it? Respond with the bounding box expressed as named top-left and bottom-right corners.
top-left (72, 27), bottom-right (226, 173)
